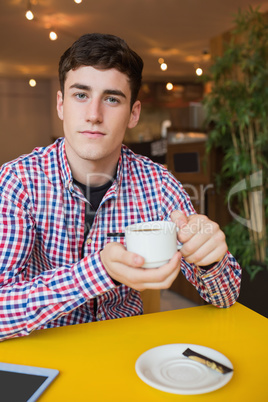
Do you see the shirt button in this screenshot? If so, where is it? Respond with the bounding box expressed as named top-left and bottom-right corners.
top-left (69, 183), bottom-right (74, 193)
top-left (97, 313), bottom-right (102, 320)
top-left (87, 238), bottom-right (92, 245)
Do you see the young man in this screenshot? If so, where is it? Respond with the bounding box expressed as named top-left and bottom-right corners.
top-left (0, 33), bottom-right (241, 341)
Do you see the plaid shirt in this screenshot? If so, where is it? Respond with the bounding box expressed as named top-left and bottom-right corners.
top-left (0, 138), bottom-right (241, 341)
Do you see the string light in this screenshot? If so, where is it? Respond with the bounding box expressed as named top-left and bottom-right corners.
top-left (49, 31), bottom-right (58, 41)
top-left (160, 62), bottom-right (167, 71)
top-left (196, 67), bottom-right (203, 76)
top-left (25, 1), bottom-right (34, 20)
top-left (29, 79), bottom-right (36, 87)
top-left (166, 82), bottom-right (173, 91)
top-left (25, 10), bottom-right (34, 20)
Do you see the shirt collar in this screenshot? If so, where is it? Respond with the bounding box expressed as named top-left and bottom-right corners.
top-left (58, 137), bottom-right (126, 195)
top-left (57, 138), bottom-right (73, 191)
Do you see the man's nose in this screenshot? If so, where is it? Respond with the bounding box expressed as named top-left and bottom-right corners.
top-left (85, 99), bottom-right (103, 124)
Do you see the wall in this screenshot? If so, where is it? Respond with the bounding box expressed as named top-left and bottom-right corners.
top-left (0, 77), bottom-right (62, 166)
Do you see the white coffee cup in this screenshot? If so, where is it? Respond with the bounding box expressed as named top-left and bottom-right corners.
top-left (125, 221), bottom-right (178, 268)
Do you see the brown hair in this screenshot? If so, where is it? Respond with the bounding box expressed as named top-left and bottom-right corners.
top-left (58, 33), bottom-right (143, 107)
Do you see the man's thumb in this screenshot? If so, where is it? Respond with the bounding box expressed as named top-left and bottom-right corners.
top-left (170, 210), bottom-right (188, 228)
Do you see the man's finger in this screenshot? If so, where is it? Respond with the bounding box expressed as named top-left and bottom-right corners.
top-left (105, 242), bottom-right (145, 267)
top-left (171, 210), bottom-right (188, 228)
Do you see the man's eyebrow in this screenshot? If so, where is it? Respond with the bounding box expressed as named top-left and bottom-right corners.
top-left (103, 89), bottom-right (126, 99)
top-left (69, 84), bottom-right (126, 98)
top-left (69, 83), bottom-right (90, 91)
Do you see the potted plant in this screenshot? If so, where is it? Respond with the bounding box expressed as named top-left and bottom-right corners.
top-left (202, 7), bottom-right (268, 316)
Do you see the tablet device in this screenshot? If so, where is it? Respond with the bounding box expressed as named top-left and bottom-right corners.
top-left (0, 362), bottom-right (59, 402)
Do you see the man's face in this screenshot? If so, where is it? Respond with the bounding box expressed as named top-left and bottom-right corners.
top-left (57, 66), bottom-right (141, 179)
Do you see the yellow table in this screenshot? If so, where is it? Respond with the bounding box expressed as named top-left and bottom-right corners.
top-left (0, 303), bottom-right (267, 401)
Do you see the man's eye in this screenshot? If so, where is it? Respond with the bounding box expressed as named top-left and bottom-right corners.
top-left (75, 93), bottom-right (87, 100)
top-left (106, 96), bottom-right (119, 104)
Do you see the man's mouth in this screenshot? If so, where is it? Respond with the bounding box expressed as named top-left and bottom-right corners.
top-left (79, 131), bottom-right (105, 139)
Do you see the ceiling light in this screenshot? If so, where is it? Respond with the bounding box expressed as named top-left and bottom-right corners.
top-left (196, 67), bottom-right (203, 76)
top-left (25, 10), bottom-right (34, 20)
top-left (25, 0), bottom-right (34, 20)
top-left (160, 62), bottom-right (167, 71)
top-left (49, 31), bottom-right (58, 41)
top-left (29, 79), bottom-right (36, 87)
top-left (74, 0), bottom-right (83, 3)
top-left (166, 82), bottom-right (173, 91)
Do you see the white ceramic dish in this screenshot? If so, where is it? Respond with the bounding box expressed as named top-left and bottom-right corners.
top-left (135, 344), bottom-right (233, 395)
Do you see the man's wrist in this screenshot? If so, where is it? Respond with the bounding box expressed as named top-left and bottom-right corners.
top-left (198, 262), bottom-right (217, 271)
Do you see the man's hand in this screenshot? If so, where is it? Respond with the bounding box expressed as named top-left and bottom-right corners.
top-left (171, 211), bottom-right (227, 267)
top-left (100, 242), bottom-right (181, 291)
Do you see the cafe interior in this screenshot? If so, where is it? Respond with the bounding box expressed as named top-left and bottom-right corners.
top-left (0, 1), bottom-right (267, 400)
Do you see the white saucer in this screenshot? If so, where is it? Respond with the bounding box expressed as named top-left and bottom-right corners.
top-left (135, 344), bottom-right (233, 395)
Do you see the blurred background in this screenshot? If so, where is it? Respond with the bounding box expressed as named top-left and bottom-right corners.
top-left (0, 0), bottom-right (267, 163)
top-left (1, 1), bottom-right (267, 315)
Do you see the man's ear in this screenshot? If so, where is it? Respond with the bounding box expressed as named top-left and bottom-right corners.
top-left (56, 90), bottom-right (64, 121)
top-left (128, 100), bottom-right (141, 129)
